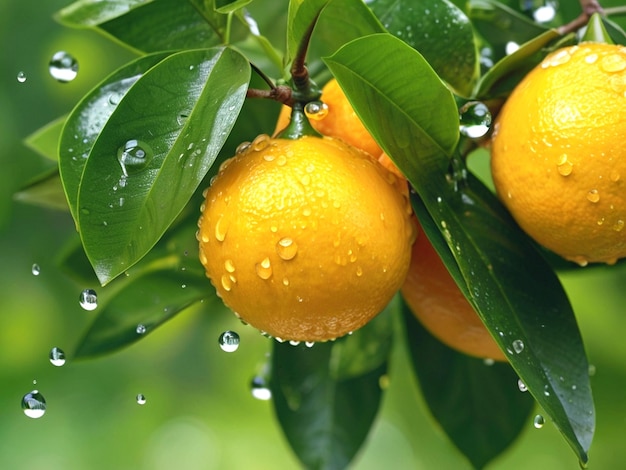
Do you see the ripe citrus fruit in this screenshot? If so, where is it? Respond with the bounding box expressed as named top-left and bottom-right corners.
top-left (198, 134), bottom-right (416, 341)
top-left (274, 78), bottom-right (383, 157)
top-left (491, 42), bottom-right (626, 265)
top-left (401, 227), bottom-right (506, 361)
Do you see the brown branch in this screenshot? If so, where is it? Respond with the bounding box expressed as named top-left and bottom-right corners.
top-left (246, 85), bottom-right (294, 106)
top-left (558, 0), bottom-right (604, 35)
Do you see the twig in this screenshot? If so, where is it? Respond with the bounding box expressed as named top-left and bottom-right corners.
top-left (557, 0), bottom-right (604, 35)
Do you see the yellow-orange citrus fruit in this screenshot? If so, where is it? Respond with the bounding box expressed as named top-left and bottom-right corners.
top-left (198, 134), bottom-right (416, 341)
top-left (401, 228), bottom-right (506, 361)
top-left (491, 42), bottom-right (626, 266)
top-left (274, 78), bottom-right (383, 157)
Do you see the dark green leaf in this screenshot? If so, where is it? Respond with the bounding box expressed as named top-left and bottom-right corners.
top-left (410, 172), bottom-right (595, 464)
top-left (369, 0), bottom-right (479, 97)
top-left (285, 0), bottom-right (330, 71)
top-left (324, 33), bottom-right (459, 174)
top-left (70, 47), bottom-right (249, 285)
top-left (60, 52), bottom-right (172, 224)
top-left (55, 0), bottom-right (151, 27)
top-left (270, 332), bottom-right (389, 470)
top-left (402, 299), bottom-right (535, 469)
top-left (13, 169), bottom-right (69, 211)
top-left (24, 116), bottom-right (66, 161)
top-left (74, 268), bottom-right (212, 358)
top-left (582, 13), bottom-right (615, 44)
top-left (602, 16), bottom-right (626, 46)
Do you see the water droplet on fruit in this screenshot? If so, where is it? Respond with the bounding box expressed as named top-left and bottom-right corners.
top-left (49, 347), bottom-right (66, 367)
top-left (136, 394), bottom-right (147, 405)
top-left (517, 379), bottom-right (528, 392)
top-left (218, 330), bottom-right (240, 352)
top-left (542, 48), bottom-right (571, 68)
top-left (585, 53), bottom-right (598, 64)
top-left (613, 219), bottom-right (624, 232)
top-left (356, 266), bottom-right (363, 277)
top-left (214, 215), bottom-right (228, 242)
top-left (276, 238), bottom-right (298, 260)
top-left (512, 339), bottom-right (524, 354)
top-left (17, 71), bottom-right (27, 83)
top-left (305, 341), bottom-right (315, 348)
top-left (221, 274), bottom-right (233, 291)
top-left (136, 324), bottom-right (146, 335)
top-left (79, 289), bottom-right (98, 311)
top-left (49, 51), bottom-right (79, 82)
top-left (31, 263), bottom-right (41, 276)
top-left (22, 390), bottom-right (46, 418)
top-left (586, 189), bottom-right (600, 203)
top-left (251, 376), bottom-right (272, 400)
top-left (251, 134), bottom-right (271, 152)
top-left (276, 155), bottom-right (287, 166)
top-left (600, 54), bottom-right (626, 73)
top-left (557, 155), bottom-right (573, 176)
top-left (610, 170), bottom-right (621, 182)
top-left (236, 141), bottom-right (251, 154)
top-left (255, 257), bottom-right (273, 280)
top-left (117, 139), bottom-right (153, 175)
top-left (224, 259), bottom-right (235, 273)
top-left (459, 101), bottom-right (492, 138)
top-left (304, 101), bottom-right (329, 121)
top-left (533, 414), bottom-right (545, 429)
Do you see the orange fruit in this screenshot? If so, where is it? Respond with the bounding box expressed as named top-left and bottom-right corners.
top-left (491, 42), bottom-right (626, 265)
top-left (401, 227), bottom-right (506, 361)
top-left (198, 134), bottom-right (416, 341)
top-left (274, 78), bottom-right (383, 157)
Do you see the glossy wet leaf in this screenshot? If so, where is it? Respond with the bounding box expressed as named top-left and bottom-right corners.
top-left (60, 52), bottom-right (171, 224)
top-left (409, 174), bottom-right (594, 464)
top-left (602, 16), bottom-right (626, 46)
top-left (370, 0), bottom-right (479, 97)
top-left (55, 0), bottom-right (150, 27)
top-left (24, 116), bottom-right (66, 161)
top-left (402, 301), bottom-right (534, 469)
top-left (271, 335), bottom-right (388, 470)
top-left (13, 169), bottom-right (69, 211)
top-left (215, 0), bottom-right (252, 14)
top-left (325, 33), bottom-right (459, 173)
top-left (70, 47), bottom-right (249, 285)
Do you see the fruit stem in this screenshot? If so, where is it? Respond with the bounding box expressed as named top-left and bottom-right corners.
top-left (558, 0), bottom-right (604, 35)
top-left (275, 102), bottom-right (321, 140)
top-left (288, 12), bottom-right (323, 105)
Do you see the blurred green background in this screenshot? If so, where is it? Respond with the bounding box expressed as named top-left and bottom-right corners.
top-left (2, 1), bottom-right (626, 469)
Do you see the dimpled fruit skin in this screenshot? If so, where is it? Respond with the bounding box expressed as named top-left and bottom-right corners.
top-left (401, 228), bottom-right (506, 362)
top-left (491, 42), bottom-right (626, 266)
top-left (198, 134), bottom-right (416, 341)
top-left (274, 78), bottom-right (383, 157)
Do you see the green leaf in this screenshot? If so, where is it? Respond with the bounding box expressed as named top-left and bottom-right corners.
top-left (24, 116), bottom-right (67, 161)
top-left (410, 172), bottom-right (595, 464)
top-left (270, 329), bottom-right (390, 470)
top-left (369, 0), bottom-right (479, 97)
top-left (324, 33), bottom-right (459, 174)
top-left (214, 0), bottom-right (252, 14)
top-left (582, 13), bottom-right (615, 44)
top-left (602, 16), bottom-right (626, 46)
top-left (402, 301), bottom-right (535, 469)
top-left (285, 0), bottom-right (330, 72)
top-left (67, 47), bottom-right (250, 285)
top-left (60, 52), bottom-right (172, 224)
top-left (55, 0), bottom-right (151, 27)
top-left (13, 169), bottom-right (69, 211)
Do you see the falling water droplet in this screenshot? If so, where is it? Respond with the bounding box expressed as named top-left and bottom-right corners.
top-left (251, 376), bottom-right (272, 400)
top-left (459, 101), bottom-right (492, 138)
top-left (117, 139), bottom-right (153, 175)
top-left (517, 379), bottom-right (528, 392)
top-left (31, 264), bottom-right (41, 276)
top-left (22, 390), bottom-right (47, 418)
top-left (218, 330), bottom-right (240, 352)
top-left (533, 414), bottom-right (545, 429)
top-left (136, 394), bottom-right (147, 405)
top-left (304, 101), bottom-right (329, 121)
top-left (49, 347), bottom-right (66, 367)
top-left (512, 339), bottom-right (524, 354)
top-left (17, 71), bottom-right (27, 83)
top-left (276, 237), bottom-right (298, 260)
top-left (136, 324), bottom-right (147, 335)
top-left (49, 51), bottom-right (79, 83)
top-left (79, 289), bottom-right (98, 311)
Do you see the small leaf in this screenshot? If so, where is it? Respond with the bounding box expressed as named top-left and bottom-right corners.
top-left (55, 0), bottom-right (150, 27)
top-left (24, 116), bottom-right (67, 161)
top-left (582, 13), bottom-right (615, 44)
top-left (285, 0), bottom-right (330, 71)
top-left (72, 47), bottom-right (250, 285)
top-left (214, 0), bottom-right (252, 14)
top-left (60, 52), bottom-right (172, 224)
top-left (602, 16), bottom-right (626, 46)
top-left (370, 0), bottom-right (479, 97)
top-left (74, 268), bottom-right (212, 358)
top-left (271, 331), bottom-right (389, 470)
top-left (402, 300), bottom-right (535, 469)
top-left (13, 169), bottom-right (69, 211)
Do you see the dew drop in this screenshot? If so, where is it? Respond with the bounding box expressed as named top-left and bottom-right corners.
top-left (117, 139), bottom-right (153, 175)
top-left (224, 259), bottom-right (235, 273)
top-left (221, 274), bottom-right (233, 291)
top-left (236, 141), bottom-right (251, 154)
top-left (585, 53), bottom-right (598, 64)
top-left (289, 340), bottom-right (300, 346)
top-left (586, 189), bottom-right (600, 203)
top-left (276, 238), bottom-right (298, 260)
top-left (136, 394), bottom-right (147, 405)
top-left (304, 101), bottom-right (329, 121)
top-left (517, 379), bottom-right (528, 392)
top-left (505, 41), bottom-right (520, 55)
top-left (557, 155), bottom-right (573, 176)
top-left (49, 347), bottom-right (66, 367)
top-left (22, 390), bottom-right (46, 418)
top-left (459, 101), bottom-right (492, 138)
top-left (276, 154), bottom-right (287, 166)
top-left (600, 53), bottom-right (626, 73)
top-left (49, 51), bottom-right (79, 83)
top-left (533, 414), bottom-right (545, 429)
top-left (79, 288), bottom-right (98, 311)
top-left (305, 341), bottom-right (315, 348)
top-left (251, 376), bottom-right (272, 400)
top-left (255, 257), bottom-right (273, 280)
top-left (356, 266), bottom-right (363, 277)
top-left (613, 220), bottom-right (624, 232)
top-left (542, 48), bottom-right (571, 68)
top-left (136, 324), bottom-right (147, 335)
top-left (177, 112), bottom-right (189, 126)
top-left (108, 92), bottom-right (121, 106)
top-left (483, 358), bottom-right (495, 366)
top-left (588, 364), bottom-right (597, 376)
top-left (31, 263), bottom-right (41, 276)
top-left (512, 339), bottom-right (524, 353)
top-left (218, 330), bottom-right (240, 352)
top-left (17, 71), bottom-right (27, 83)
top-left (251, 134), bottom-right (271, 152)
top-left (610, 170), bottom-right (620, 182)
top-left (531, 1), bottom-right (557, 23)
top-left (214, 215), bottom-right (228, 242)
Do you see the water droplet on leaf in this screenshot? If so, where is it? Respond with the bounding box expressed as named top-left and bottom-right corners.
top-left (117, 139), bottom-right (153, 175)
top-left (136, 324), bottom-right (147, 335)
top-left (533, 414), bottom-right (545, 429)
top-left (459, 101), bottom-right (492, 138)
top-left (512, 339), bottom-right (524, 354)
top-left (517, 379), bottom-right (528, 392)
top-left (17, 71), bottom-right (27, 83)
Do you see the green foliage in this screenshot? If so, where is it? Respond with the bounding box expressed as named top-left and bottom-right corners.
top-left (20, 0), bottom-right (626, 467)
